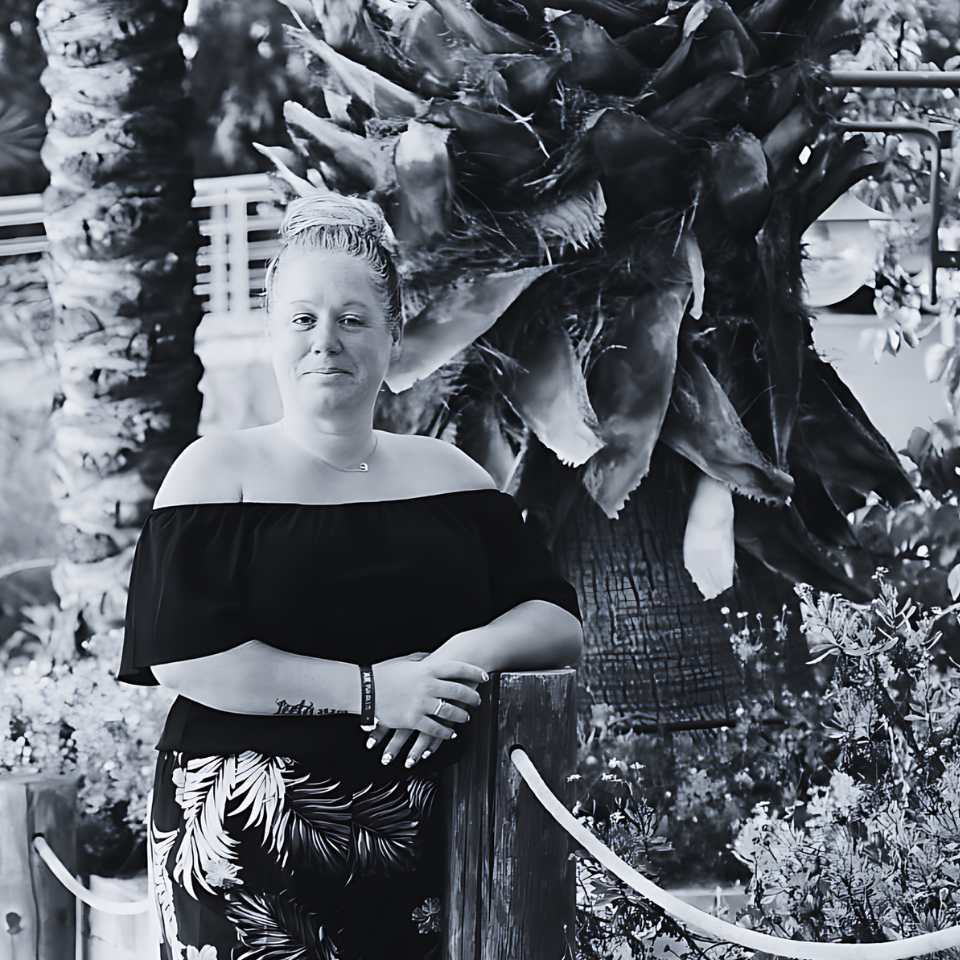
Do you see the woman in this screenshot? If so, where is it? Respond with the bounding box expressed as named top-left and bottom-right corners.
top-left (118, 195), bottom-right (583, 960)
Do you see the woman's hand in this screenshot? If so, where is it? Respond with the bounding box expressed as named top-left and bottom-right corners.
top-left (367, 654), bottom-right (486, 767)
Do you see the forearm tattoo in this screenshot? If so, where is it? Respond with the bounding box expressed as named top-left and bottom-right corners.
top-left (275, 698), bottom-right (348, 716)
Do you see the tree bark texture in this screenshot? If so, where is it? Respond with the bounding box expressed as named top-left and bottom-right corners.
top-left (553, 447), bottom-right (744, 727)
top-left (36, 0), bottom-right (202, 640)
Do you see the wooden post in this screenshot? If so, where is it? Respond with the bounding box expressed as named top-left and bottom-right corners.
top-left (443, 669), bottom-right (578, 960)
top-left (0, 775), bottom-right (78, 960)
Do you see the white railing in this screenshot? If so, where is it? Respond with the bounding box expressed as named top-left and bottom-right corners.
top-left (0, 174), bottom-right (281, 328)
top-left (0, 193), bottom-right (46, 256)
top-left (0, 174), bottom-right (284, 434)
top-left (191, 172), bottom-right (281, 333)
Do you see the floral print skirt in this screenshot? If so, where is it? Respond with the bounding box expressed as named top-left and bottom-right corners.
top-left (149, 750), bottom-right (443, 960)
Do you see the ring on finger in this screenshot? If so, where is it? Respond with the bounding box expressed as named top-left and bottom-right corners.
top-left (433, 697), bottom-right (446, 718)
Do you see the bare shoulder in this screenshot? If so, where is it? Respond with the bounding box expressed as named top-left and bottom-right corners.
top-left (153, 428), bottom-right (271, 508)
top-left (382, 433), bottom-right (497, 494)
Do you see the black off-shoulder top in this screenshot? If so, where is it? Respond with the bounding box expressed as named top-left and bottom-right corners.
top-left (119, 489), bottom-right (580, 775)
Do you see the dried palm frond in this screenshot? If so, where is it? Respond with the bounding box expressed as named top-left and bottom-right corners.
top-left (0, 98), bottom-right (44, 171)
top-left (261, 0), bottom-right (914, 595)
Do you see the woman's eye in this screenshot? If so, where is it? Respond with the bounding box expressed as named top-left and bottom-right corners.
top-left (291, 313), bottom-right (314, 325)
top-left (340, 314), bottom-right (364, 326)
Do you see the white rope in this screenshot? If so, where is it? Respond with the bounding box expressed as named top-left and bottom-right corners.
top-left (0, 558), bottom-right (55, 581)
top-left (33, 837), bottom-right (152, 915)
top-left (510, 747), bottom-right (960, 960)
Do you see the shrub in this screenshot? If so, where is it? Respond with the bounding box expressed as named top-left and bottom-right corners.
top-left (0, 605), bottom-right (173, 858)
top-left (574, 576), bottom-right (960, 956)
top-left (733, 578), bottom-right (960, 944)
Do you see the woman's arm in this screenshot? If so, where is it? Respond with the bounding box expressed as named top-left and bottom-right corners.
top-left (151, 640), bottom-right (363, 716)
top-left (371, 600), bottom-right (582, 768)
top-left (151, 639), bottom-right (484, 735)
top-left (426, 599), bottom-right (583, 673)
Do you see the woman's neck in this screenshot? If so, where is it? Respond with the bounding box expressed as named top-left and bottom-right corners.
top-left (277, 415), bottom-right (377, 467)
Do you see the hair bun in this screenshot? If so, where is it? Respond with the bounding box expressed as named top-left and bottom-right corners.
top-left (281, 194), bottom-right (399, 258)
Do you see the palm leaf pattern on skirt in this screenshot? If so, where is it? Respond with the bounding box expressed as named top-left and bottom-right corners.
top-left (349, 780), bottom-right (421, 880)
top-left (277, 776), bottom-right (352, 873)
top-left (150, 820), bottom-right (184, 960)
top-left (225, 890), bottom-right (338, 960)
top-left (407, 775), bottom-right (439, 823)
top-left (166, 752), bottom-right (438, 919)
top-left (230, 751), bottom-right (295, 858)
top-left (172, 752), bottom-right (297, 899)
top-left (173, 755), bottom-right (239, 899)
top-left (156, 754), bottom-right (443, 958)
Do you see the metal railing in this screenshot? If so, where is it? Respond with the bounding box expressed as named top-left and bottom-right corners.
top-left (191, 173), bottom-right (281, 338)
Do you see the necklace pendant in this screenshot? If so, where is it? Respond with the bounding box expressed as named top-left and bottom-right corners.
top-left (279, 423), bottom-right (377, 472)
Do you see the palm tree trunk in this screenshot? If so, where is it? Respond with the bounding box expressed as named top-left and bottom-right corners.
top-left (35, 0), bottom-right (202, 647)
top-left (551, 444), bottom-right (818, 726)
top-left (553, 447), bottom-right (744, 727)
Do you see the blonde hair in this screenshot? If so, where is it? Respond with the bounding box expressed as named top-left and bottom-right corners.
top-left (264, 195), bottom-right (402, 331)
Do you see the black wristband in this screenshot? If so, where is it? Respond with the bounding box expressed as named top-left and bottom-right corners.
top-left (359, 664), bottom-right (377, 731)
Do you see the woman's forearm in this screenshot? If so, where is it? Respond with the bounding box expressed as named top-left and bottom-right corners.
top-left (427, 600), bottom-right (583, 675)
top-left (151, 640), bottom-right (361, 716)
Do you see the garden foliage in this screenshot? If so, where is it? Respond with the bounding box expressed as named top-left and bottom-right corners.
top-left (182, 0), bottom-right (312, 177)
top-left (574, 575), bottom-right (960, 956)
top-left (0, 607), bottom-right (173, 837)
top-left (735, 578), bottom-right (960, 945)
top-left (817, 0), bottom-right (960, 621)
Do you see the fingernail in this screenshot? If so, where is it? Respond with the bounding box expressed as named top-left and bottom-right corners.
top-left (451, 732), bottom-right (457, 739)
top-left (422, 750), bottom-right (432, 760)
top-left (381, 753), bottom-right (392, 765)
top-left (366, 737), bottom-right (377, 749)
top-left (465, 714), bottom-right (471, 721)
top-left (405, 757), bottom-right (416, 768)
top-left (482, 672), bottom-right (489, 682)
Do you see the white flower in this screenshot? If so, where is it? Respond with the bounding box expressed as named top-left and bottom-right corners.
top-left (203, 859), bottom-right (242, 889)
top-left (411, 897), bottom-right (441, 934)
top-left (828, 770), bottom-right (862, 817)
top-left (186, 946), bottom-right (218, 960)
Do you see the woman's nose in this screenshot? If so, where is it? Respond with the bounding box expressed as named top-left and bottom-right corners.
top-left (310, 317), bottom-right (343, 354)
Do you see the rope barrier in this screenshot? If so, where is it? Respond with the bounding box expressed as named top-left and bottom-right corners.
top-left (510, 747), bottom-right (960, 960)
top-left (32, 837), bottom-right (152, 915)
top-left (0, 557), bottom-right (55, 581)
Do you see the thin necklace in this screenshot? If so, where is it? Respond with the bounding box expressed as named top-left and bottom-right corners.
top-left (280, 423), bottom-right (378, 473)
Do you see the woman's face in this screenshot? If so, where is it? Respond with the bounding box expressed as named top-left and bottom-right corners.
top-left (267, 248), bottom-right (401, 423)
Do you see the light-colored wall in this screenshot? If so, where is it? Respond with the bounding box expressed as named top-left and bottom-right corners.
top-left (812, 312), bottom-right (950, 453)
top-left (194, 309), bottom-right (281, 435)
